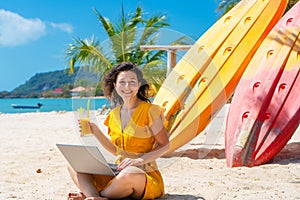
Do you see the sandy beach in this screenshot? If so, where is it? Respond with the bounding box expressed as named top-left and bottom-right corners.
top-left (1, 105), bottom-right (299, 200)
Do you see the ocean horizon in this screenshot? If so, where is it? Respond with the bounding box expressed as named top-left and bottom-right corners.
top-left (0, 98), bottom-right (110, 114)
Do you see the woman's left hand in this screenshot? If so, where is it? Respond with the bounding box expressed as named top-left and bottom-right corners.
top-left (117, 158), bottom-right (144, 170)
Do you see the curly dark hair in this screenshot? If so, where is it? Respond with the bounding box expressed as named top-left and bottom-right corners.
top-left (102, 62), bottom-right (151, 106)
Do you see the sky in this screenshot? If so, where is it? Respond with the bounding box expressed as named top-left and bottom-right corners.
top-left (0, 0), bottom-right (221, 92)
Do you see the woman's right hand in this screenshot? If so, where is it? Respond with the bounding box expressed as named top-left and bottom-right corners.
top-left (88, 122), bottom-right (100, 134)
top-left (78, 120), bottom-right (96, 135)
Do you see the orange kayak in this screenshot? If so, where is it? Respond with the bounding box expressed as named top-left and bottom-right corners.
top-left (154, 0), bottom-right (287, 154)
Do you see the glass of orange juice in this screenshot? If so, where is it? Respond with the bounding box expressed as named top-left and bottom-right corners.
top-left (78, 99), bottom-right (92, 137)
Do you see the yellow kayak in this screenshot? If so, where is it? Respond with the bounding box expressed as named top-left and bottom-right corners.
top-left (153, 0), bottom-right (288, 154)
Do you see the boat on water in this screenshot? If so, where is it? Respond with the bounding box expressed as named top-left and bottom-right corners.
top-left (11, 103), bottom-right (43, 109)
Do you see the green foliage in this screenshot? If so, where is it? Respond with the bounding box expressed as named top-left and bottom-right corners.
top-left (0, 67), bottom-right (100, 98)
top-left (285, 0), bottom-right (300, 13)
top-left (66, 5), bottom-right (170, 75)
top-left (6, 68), bottom-right (75, 98)
top-left (66, 4), bottom-right (190, 94)
top-left (217, 0), bottom-right (240, 15)
top-left (217, 0), bottom-right (299, 16)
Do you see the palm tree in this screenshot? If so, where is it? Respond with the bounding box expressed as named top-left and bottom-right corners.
top-left (66, 5), bottom-right (187, 87)
top-left (285, 0), bottom-right (300, 11)
top-left (217, 0), bottom-right (240, 14)
top-left (217, 0), bottom-right (299, 15)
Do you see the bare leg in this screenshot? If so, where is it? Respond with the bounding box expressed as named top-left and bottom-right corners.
top-left (100, 166), bottom-right (146, 199)
top-left (67, 165), bottom-right (108, 200)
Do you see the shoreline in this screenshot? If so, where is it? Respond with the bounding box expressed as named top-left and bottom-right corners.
top-left (1, 106), bottom-right (299, 199)
top-left (0, 96), bottom-right (107, 101)
top-left (0, 97), bottom-right (110, 114)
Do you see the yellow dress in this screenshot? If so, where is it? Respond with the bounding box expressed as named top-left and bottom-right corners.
top-left (93, 101), bottom-right (165, 199)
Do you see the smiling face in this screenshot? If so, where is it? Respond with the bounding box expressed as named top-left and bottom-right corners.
top-left (114, 70), bottom-right (141, 101)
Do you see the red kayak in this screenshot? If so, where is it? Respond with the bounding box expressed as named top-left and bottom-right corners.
top-left (225, 1), bottom-right (300, 167)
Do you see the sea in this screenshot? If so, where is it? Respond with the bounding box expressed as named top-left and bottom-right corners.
top-left (0, 98), bottom-right (110, 114)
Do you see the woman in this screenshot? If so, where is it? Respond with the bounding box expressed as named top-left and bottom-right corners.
top-left (68, 62), bottom-right (170, 200)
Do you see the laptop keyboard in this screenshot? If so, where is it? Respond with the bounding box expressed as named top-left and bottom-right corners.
top-left (108, 163), bottom-right (120, 175)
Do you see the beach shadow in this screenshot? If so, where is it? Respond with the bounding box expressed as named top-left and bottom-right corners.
top-left (268, 142), bottom-right (300, 165)
top-left (272, 29), bottom-right (300, 52)
top-left (164, 142), bottom-right (300, 165)
top-left (164, 147), bottom-right (225, 160)
top-left (162, 194), bottom-right (205, 200)
top-left (118, 194), bottom-right (205, 200)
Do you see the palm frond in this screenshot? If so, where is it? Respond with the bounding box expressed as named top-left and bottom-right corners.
top-left (137, 15), bottom-right (169, 46)
top-left (66, 37), bottom-right (112, 74)
top-left (169, 35), bottom-right (194, 45)
top-left (217, 0), bottom-right (299, 16)
top-left (66, 4), bottom-right (172, 88)
top-left (93, 8), bottom-right (116, 37)
top-left (217, 0), bottom-right (240, 15)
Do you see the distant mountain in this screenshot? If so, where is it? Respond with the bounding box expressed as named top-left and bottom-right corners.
top-left (1, 67), bottom-right (101, 98)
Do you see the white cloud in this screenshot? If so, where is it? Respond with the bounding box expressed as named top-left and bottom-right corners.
top-left (0, 9), bottom-right (46, 46)
top-left (49, 22), bottom-right (73, 33)
top-left (0, 9), bottom-right (74, 47)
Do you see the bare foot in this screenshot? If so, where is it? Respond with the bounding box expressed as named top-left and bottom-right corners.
top-left (68, 192), bottom-right (108, 200)
top-left (85, 197), bottom-right (108, 200)
top-left (68, 192), bottom-right (86, 200)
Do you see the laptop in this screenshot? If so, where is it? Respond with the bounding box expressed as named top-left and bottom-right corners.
top-left (56, 143), bottom-right (120, 176)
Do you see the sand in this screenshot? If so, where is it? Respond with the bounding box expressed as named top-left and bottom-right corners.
top-left (0, 105), bottom-right (299, 200)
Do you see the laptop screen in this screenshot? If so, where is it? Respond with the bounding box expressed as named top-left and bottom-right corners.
top-left (56, 144), bottom-right (118, 176)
